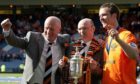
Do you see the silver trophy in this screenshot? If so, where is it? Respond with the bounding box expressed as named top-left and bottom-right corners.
top-left (70, 47), bottom-right (83, 84)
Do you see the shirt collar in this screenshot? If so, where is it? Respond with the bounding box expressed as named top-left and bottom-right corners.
top-left (43, 34), bottom-right (57, 45)
top-left (82, 40), bottom-right (92, 46)
top-left (115, 25), bottom-right (120, 30)
top-left (46, 39), bottom-right (57, 45)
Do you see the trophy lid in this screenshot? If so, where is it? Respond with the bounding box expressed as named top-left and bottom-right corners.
top-left (70, 46), bottom-right (83, 61)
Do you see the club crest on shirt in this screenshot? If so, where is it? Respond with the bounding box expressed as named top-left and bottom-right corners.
top-left (130, 42), bottom-right (137, 48)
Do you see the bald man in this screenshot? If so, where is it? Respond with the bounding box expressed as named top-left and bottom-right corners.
top-left (1, 16), bottom-right (71, 84)
top-left (59, 18), bottom-right (104, 84)
top-left (77, 18), bottom-right (104, 84)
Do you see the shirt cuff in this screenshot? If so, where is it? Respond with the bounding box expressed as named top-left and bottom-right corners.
top-left (3, 29), bottom-right (10, 37)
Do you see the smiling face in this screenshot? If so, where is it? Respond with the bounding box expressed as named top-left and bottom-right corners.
top-left (77, 18), bottom-right (95, 42)
top-left (99, 3), bottom-right (120, 31)
top-left (99, 7), bottom-right (116, 30)
top-left (43, 16), bottom-right (61, 42)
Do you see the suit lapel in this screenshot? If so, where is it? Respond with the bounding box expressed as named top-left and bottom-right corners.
top-left (38, 33), bottom-right (45, 58)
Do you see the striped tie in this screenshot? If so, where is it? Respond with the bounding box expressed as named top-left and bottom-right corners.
top-left (43, 43), bottom-right (52, 84)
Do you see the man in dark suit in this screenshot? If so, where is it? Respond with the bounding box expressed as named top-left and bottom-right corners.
top-left (1, 16), bottom-right (70, 84)
top-left (76, 18), bottom-right (104, 84)
top-left (59, 18), bottom-right (104, 84)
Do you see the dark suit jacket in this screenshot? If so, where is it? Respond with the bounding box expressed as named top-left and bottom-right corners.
top-left (69, 38), bottom-right (104, 84)
top-left (4, 30), bottom-right (71, 84)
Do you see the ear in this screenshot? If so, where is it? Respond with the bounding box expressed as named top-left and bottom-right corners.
top-left (94, 27), bottom-right (95, 32)
top-left (92, 26), bottom-right (95, 32)
top-left (112, 13), bottom-right (117, 19)
top-left (58, 27), bottom-right (61, 33)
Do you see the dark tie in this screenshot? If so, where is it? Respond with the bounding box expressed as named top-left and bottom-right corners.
top-left (81, 43), bottom-right (87, 57)
top-left (43, 43), bottom-right (52, 84)
top-left (81, 43), bottom-right (87, 83)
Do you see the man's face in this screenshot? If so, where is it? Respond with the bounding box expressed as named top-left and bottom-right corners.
top-left (99, 7), bottom-right (114, 30)
top-left (44, 20), bottom-right (61, 42)
top-left (78, 21), bottom-right (94, 41)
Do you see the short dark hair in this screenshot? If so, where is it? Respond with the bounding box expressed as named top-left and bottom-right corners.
top-left (100, 3), bottom-right (120, 20)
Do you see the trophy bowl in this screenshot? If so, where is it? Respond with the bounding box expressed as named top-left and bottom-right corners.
top-left (70, 54), bottom-right (83, 84)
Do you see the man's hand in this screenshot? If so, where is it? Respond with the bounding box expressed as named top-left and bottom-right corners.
top-left (108, 28), bottom-right (119, 39)
top-left (1, 18), bottom-right (12, 31)
top-left (58, 56), bottom-right (68, 68)
top-left (89, 58), bottom-right (98, 70)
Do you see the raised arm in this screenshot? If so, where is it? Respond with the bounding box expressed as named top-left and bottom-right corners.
top-left (1, 18), bottom-right (28, 49)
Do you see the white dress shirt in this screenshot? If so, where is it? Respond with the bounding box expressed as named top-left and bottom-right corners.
top-left (29, 36), bottom-right (62, 84)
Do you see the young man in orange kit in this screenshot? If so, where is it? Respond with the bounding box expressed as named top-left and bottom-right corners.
top-left (99, 3), bottom-right (139, 84)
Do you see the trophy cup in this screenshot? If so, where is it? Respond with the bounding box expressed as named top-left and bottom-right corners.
top-left (70, 47), bottom-right (83, 84)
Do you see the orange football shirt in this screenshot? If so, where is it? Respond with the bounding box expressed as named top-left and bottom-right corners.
top-left (102, 28), bottom-right (137, 84)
